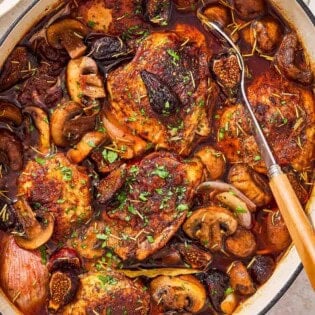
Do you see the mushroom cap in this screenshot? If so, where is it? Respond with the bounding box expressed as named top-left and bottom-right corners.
top-left (150, 275), bottom-right (206, 313)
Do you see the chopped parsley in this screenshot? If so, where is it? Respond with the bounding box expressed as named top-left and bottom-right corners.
top-left (167, 49), bottom-right (180, 65)
top-left (98, 275), bottom-right (118, 286)
top-left (39, 246), bottom-right (47, 265)
top-left (151, 165), bottom-right (170, 179)
top-left (254, 155), bottom-right (261, 162)
top-left (235, 205), bottom-right (247, 214)
top-left (35, 156), bottom-right (46, 165)
top-left (102, 149), bottom-right (119, 164)
top-left (60, 166), bottom-right (72, 181)
top-left (147, 235), bottom-right (155, 243)
top-left (177, 204), bottom-right (189, 212)
top-left (87, 20), bottom-right (96, 28)
top-left (225, 287), bottom-right (234, 296)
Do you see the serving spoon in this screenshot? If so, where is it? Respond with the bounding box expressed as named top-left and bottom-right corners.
top-left (197, 10), bottom-right (315, 289)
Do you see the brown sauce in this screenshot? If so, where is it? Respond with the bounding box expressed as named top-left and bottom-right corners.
top-left (0, 1), bottom-right (313, 314)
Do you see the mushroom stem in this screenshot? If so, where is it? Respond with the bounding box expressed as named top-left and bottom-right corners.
top-left (14, 198), bottom-right (54, 250)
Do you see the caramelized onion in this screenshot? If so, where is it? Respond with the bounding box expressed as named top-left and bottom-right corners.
top-left (0, 233), bottom-right (49, 315)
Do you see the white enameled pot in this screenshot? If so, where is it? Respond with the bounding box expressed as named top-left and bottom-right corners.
top-left (0, 1), bottom-right (314, 314)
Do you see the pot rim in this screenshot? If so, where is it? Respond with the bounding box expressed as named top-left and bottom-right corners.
top-left (0, 1), bottom-right (314, 314)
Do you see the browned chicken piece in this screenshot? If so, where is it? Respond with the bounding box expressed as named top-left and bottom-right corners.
top-left (62, 272), bottom-right (150, 315)
top-left (274, 33), bottom-right (313, 85)
top-left (216, 70), bottom-right (315, 173)
top-left (212, 54), bottom-right (241, 99)
top-left (17, 153), bottom-right (93, 242)
top-left (76, 0), bottom-right (149, 37)
top-left (107, 24), bottom-right (218, 156)
top-left (98, 151), bottom-right (204, 261)
top-left (232, 0), bottom-right (266, 21)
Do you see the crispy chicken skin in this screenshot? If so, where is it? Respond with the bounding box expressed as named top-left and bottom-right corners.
top-left (216, 70), bottom-right (315, 173)
top-left (17, 153), bottom-right (92, 241)
top-left (107, 24), bottom-right (218, 156)
top-left (98, 151), bottom-right (204, 261)
top-left (62, 272), bottom-right (150, 315)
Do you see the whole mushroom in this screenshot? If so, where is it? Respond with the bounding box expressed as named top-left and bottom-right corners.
top-left (183, 206), bottom-right (238, 251)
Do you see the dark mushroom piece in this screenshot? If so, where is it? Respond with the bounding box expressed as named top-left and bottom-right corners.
top-left (13, 198), bottom-right (54, 250)
top-left (0, 101), bottom-right (23, 126)
top-left (228, 261), bottom-right (256, 295)
top-left (150, 275), bottom-right (206, 313)
top-left (0, 46), bottom-right (37, 91)
top-left (225, 229), bottom-right (257, 258)
top-left (183, 206), bottom-right (238, 252)
top-left (145, 0), bottom-right (172, 26)
top-left (46, 19), bottom-right (89, 59)
top-left (266, 209), bottom-right (291, 251)
top-left (228, 164), bottom-right (272, 207)
top-left (24, 106), bottom-right (51, 155)
top-left (194, 146), bottom-right (226, 180)
top-left (274, 33), bottom-right (313, 85)
top-left (201, 270), bottom-right (230, 312)
top-left (0, 129), bottom-right (23, 172)
top-left (66, 57), bottom-right (106, 105)
top-left (232, 0), bottom-right (266, 21)
top-left (248, 255), bottom-right (275, 285)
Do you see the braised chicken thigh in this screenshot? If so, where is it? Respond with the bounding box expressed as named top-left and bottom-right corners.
top-left (107, 24), bottom-right (218, 156)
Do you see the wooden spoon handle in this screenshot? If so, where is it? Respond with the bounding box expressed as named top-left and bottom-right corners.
top-left (269, 173), bottom-right (315, 289)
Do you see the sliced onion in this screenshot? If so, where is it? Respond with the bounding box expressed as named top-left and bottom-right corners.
top-left (0, 233), bottom-right (49, 315)
top-left (197, 181), bottom-right (257, 212)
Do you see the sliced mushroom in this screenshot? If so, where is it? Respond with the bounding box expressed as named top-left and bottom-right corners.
top-left (0, 46), bottom-right (37, 91)
top-left (46, 19), bottom-right (88, 59)
top-left (194, 146), bottom-right (226, 180)
top-left (14, 198), bottom-right (54, 250)
top-left (150, 275), bottom-right (206, 313)
top-left (248, 17), bottom-right (283, 52)
top-left (101, 109), bottom-right (147, 159)
top-left (183, 206), bottom-right (238, 251)
top-left (0, 101), bottom-right (23, 125)
top-left (177, 243), bottom-right (212, 269)
top-left (0, 129), bottom-right (23, 172)
top-left (51, 101), bottom-right (96, 147)
top-left (24, 106), bottom-right (50, 155)
top-left (228, 261), bottom-right (256, 295)
top-left (67, 56), bottom-right (106, 105)
top-left (248, 255), bottom-right (275, 285)
top-left (215, 192), bottom-right (252, 229)
top-left (232, 0), bottom-right (266, 21)
top-left (67, 131), bottom-right (109, 164)
top-left (266, 209), bottom-right (291, 251)
top-left (48, 270), bottom-right (79, 311)
top-left (201, 270), bottom-right (230, 312)
top-left (225, 229), bottom-right (257, 258)
top-left (146, 0), bottom-right (172, 26)
top-left (97, 164), bottom-right (126, 203)
top-left (274, 33), bottom-right (312, 85)
top-left (228, 164), bottom-right (272, 207)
